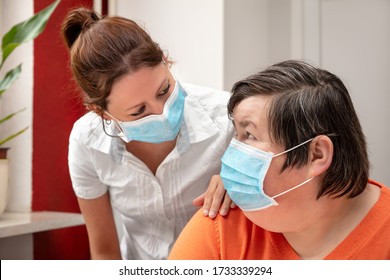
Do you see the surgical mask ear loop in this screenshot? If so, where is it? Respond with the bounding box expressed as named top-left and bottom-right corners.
top-left (103, 110), bottom-right (124, 134)
top-left (271, 177), bottom-right (314, 199)
top-left (269, 138), bottom-right (315, 199)
top-left (273, 138), bottom-right (314, 158)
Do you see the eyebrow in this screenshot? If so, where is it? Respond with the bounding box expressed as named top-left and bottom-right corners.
top-left (124, 76), bottom-right (170, 112)
top-left (124, 103), bottom-right (142, 112)
top-left (232, 119), bottom-right (256, 129)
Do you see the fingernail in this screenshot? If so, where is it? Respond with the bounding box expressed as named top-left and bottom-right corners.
top-left (220, 209), bottom-right (227, 216)
top-left (209, 210), bottom-right (216, 218)
top-left (203, 209), bottom-right (209, 216)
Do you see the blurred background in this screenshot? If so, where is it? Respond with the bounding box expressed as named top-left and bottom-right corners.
top-left (0, 0), bottom-right (389, 259)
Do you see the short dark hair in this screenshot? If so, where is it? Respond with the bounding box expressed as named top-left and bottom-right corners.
top-left (228, 60), bottom-right (369, 199)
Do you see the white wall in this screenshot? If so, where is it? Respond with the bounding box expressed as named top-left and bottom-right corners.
top-left (114, 0), bottom-right (273, 92)
top-left (224, 0), bottom-right (269, 90)
top-left (115, 0), bottom-right (225, 89)
top-left (320, 0), bottom-right (390, 186)
top-left (0, 0), bottom-right (34, 259)
top-left (0, 0), bottom-right (33, 213)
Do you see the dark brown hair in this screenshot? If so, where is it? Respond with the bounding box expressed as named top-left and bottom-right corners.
top-left (61, 7), bottom-right (164, 112)
top-left (228, 60), bottom-right (369, 199)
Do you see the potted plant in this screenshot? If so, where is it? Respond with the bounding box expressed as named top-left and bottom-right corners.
top-left (0, 0), bottom-right (60, 214)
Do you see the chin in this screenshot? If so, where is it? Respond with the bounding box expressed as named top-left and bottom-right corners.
top-left (242, 208), bottom-right (286, 233)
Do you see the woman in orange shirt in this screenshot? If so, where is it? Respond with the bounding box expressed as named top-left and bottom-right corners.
top-left (169, 60), bottom-right (390, 260)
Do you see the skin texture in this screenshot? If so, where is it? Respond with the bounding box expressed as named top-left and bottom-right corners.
top-left (77, 194), bottom-right (121, 259)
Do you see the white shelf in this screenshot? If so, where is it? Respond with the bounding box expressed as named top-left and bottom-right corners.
top-left (0, 211), bottom-right (85, 238)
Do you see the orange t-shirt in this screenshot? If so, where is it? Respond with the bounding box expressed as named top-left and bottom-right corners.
top-left (169, 179), bottom-right (390, 260)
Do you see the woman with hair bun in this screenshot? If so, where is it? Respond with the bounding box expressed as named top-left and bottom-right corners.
top-left (61, 7), bottom-right (234, 260)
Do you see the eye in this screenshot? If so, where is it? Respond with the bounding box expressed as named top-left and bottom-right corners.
top-left (246, 132), bottom-right (256, 140)
top-left (158, 82), bottom-right (171, 97)
top-left (130, 105), bottom-right (146, 117)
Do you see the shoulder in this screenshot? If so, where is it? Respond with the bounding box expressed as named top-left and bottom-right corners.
top-left (365, 179), bottom-right (390, 230)
top-left (69, 111), bottom-right (110, 150)
top-left (369, 179), bottom-right (390, 202)
top-left (68, 111), bottom-right (115, 156)
top-left (181, 83), bottom-right (233, 132)
top-left (182, 82), bottom-right (231, 107)
top-left (183, 203), bottom-right (250, 229)
top-left (169, 208), bottom-right (217, 259)
top-left (70, 111), bottom-right (102, 140)
top-left (184, 204), bottom-right (250, 229)
top-left (214, 207), bottom-right (256, 241)
top-left (169, 207), bottom-right (252, 260)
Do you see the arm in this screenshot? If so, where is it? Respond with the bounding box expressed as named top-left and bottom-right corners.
top-left (78, 193), bottom-right (122, 260)
top-left (193, 175), bottom-right (236, 218)
top-left (168, 208), bottom-right (221, 260)
top-left (68, 122), bottom-right (121, 259)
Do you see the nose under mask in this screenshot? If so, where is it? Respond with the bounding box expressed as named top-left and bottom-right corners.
top-left (220, 138), bottom-right (314, 211)
top-left (105, 81), bottom-right (187, 143)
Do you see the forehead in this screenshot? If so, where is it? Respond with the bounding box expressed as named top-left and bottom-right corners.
top-left (232, 95), bottom-right (272, 129)
top-left (110, 63), bottom-right (167, 97)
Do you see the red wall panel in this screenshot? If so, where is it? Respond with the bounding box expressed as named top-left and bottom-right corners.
top-left (32, 0), bottom-right (95, 260)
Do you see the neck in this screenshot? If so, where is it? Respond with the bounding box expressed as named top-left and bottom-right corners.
top-left (283, 183), bottom-right (380, 259)
top-left (125, 139), bottom-right (177, 175)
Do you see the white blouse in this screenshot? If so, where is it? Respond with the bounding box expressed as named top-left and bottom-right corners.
top-left (68, 83), bottom-right (234, 259)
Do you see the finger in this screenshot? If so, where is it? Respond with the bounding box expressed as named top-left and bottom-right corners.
top-left (202, 175), bottom-right (219, 216)
top-left (202, 190), bottom-right (215, 216)
top-left (192, 193), bottom-right (205, 207)
top-left (219, 194), bottom-right (232, 216)
top-left (207, 186), bottom-right (226, 218)
top-left (230, 201), bottom-right (237, 208)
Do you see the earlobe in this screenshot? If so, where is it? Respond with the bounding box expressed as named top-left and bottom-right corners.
top-left (309, 135), bottom-right (333, 177)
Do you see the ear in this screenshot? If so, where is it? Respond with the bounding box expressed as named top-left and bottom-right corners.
top-left (308, 135), bottom-right (333, 177)
top-left (87, 104), bottom-right (108, 119)
top-left (162, 55), bottom-right (172, 68)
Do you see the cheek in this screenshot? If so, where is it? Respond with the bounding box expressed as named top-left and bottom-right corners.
top-left (262, 158), bottom-right (286, 197)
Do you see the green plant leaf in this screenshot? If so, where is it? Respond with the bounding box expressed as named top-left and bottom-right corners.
top-left (0, 0), bottom-right (59, 147)
top-left (1, 0), bottom-right (60, 67)
top-left (0, 64), bottom-right (22, 96)
top-left (0, 126), bottom-right (29, 146)
top-left (0, 108), bottom-right (27, 125)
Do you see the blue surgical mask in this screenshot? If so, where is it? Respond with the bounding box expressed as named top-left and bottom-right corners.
top-left (106, 81), bottom-right (187, 143)
top-left (220, 138), bottom-right (314, 211)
